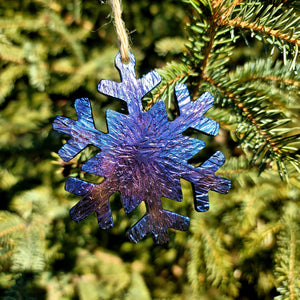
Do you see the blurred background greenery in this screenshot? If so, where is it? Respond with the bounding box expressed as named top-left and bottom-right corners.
top-left (0, 0), bottom-right (299, 299)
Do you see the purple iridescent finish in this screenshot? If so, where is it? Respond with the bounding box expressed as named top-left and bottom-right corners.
top-left (53, 52), bottom-right (231, 244)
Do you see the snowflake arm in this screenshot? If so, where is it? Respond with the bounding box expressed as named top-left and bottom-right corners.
top-left (98, 52), bottom-right (161, 115)
top-left (127, 207), bottom-right (190, 244)
top-left (53, 98), bottom-right (104, 161)
top-left (182, 151), bottom-right (230, 212)
top-left (66, 177), bottom-right (116, 229)
top-left (170, 84), bottom-right (219, 136)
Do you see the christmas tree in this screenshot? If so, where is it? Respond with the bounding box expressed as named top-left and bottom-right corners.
top-left (0, 1), bottom-right (299, 299)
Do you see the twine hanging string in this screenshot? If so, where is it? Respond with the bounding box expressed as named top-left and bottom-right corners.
top-left (108, 0), bottom-right (130, 63)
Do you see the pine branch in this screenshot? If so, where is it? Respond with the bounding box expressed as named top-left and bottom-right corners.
top-left (0, 14), bottom-right (46, 31)
top-left (0, 43), bottom-right (25, 64)
top-left (49, 49), bottom-right (116, 95)
top-left (125, 271), bottom-right (151, 300)
top-left (222, 17), bottom-right (300, 46)
top-left (243, 221), bottom-right (284, 258)
top-left (155, 37), bottom-right (187, 56)
top-left (0, 186), bottom-right (68, 273)
top-left (12, 228), bottom-right (46, 272)
top-left (202, 73), bottom-right (300, 177)
top-left (218, 1), bottom-right (300, 58)
top-left (0, 212), bottom-right (25, 239)
top-left (0, 65), bottom-right (26, 104)
top-left (184, 2), bottom-right (234, 95)
top-left (47, 11), bottom-right (85, 63)
top-left (187, 239), bottom-right (204, 293)
top-left (50, 58), bottom-right (78, 74)
top-left (216, 157), bottom-right (253, 176)
top-left (274, 203), bottom-right (300, 300)
top-left (189, 217), bottom-right (239, 297)
top-left (183, 0), bottom-right (300, 179)
top-left (232, 59), bottom-right (300, 93)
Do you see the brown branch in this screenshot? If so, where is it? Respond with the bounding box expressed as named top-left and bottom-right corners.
top-left (217, 167), bottom-right (251, 175)
top-left (187, 2), bottom-right (246, 100)
top-left (237, 75), bottom-right (300, 110)
top-left (219, 17), bottom-right (300, 46)
top-left (217, 120), bottom-right (235, 131)
top-left (0, 223), bottom-right (26, 238)
top-left (202, 73), bottom-right (281, 154)
top-left (202, 23), bottom-right (217, 76)
top-left (51, 64), bottom-right (77, 74)
top-left (0, 54), bottom-right (24, 64)
top-left (0, 249), bottom-right (15, 263)
top-left (0, 17), bottom-right (46, 30)
top-left (190, 1), bottom-right (246, 97)
top-left (288, 227), bottom-right (296, 300)
top-left (212, 0), bottom-right (244, 20)
top-left (242, 75), bottom-right (300, 88)
top-left (189, 19), bottom-right (217, 97)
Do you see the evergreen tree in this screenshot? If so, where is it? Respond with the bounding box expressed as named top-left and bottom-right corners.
top-left (0, 0), bottom-right (299, 299)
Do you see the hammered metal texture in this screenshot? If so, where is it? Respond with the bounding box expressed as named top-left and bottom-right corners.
top-left (53, 52), bottom-right (231, 244)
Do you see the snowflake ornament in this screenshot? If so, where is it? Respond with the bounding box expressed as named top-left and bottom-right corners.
top-left (53, 53), bottom-right (231, 244)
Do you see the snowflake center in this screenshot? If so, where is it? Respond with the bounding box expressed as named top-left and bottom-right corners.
top-left (116, 140), bottom-right (159, 166)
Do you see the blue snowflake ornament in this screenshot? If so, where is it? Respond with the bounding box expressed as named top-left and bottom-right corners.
top-left (53, 53), bottom-right (231, 244)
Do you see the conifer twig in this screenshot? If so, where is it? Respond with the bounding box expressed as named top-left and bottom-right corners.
top-left (219, 18), bottom-right (300, 47)
top-left (202, 73), bottom-right (282, 154)
top-left (241, 75), bottom-right (300, 88)
top-left (288, 228), bottom-right (296, 300)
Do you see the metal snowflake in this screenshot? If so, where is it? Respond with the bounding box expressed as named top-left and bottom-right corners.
top-left (53, 53), bottom-right (231, 244)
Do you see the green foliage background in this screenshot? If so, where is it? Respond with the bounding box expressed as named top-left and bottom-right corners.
top-left (0, 0), bottom-right (299, 299)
